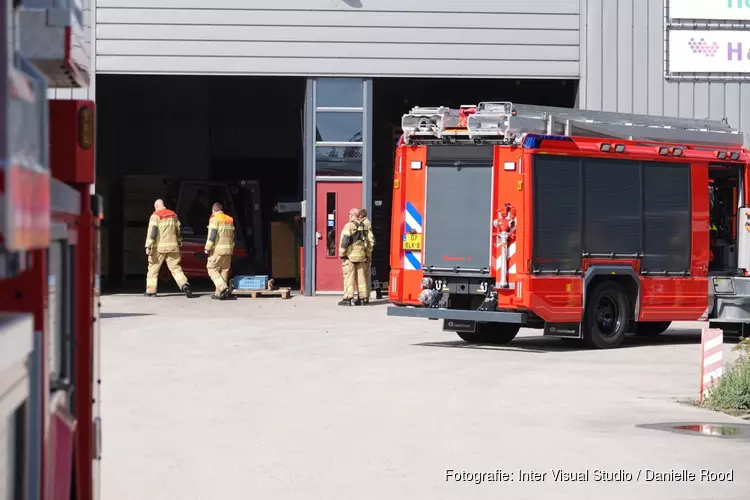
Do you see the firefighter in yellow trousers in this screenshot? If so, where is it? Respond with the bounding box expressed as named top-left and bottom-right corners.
top-left (204, 202), bottom-right (236, 300)
top-left (144, 199), bottom-right (192, 298)
top-left (358, 208), bottom-right (375, 304)
top-left (338, 207), bottom-right (369, 306)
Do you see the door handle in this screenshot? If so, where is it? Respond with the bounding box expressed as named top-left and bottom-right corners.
top-left (315, 231), bottom-right (322, 246)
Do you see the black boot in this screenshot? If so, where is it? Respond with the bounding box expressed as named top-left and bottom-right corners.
top-left (338, 298), bottom-right (353, 306)
top-left (219, 287), bottom-right (231, 300)
top-left (353, 299), bottom-right (362, 306)
top-left (143, 292), bottom-right (157, 297)
top-left (182, 284), bottom-right (192, 298)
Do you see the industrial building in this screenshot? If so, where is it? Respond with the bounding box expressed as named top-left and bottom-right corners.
top-left (49, 0), bottom-right (750, 295)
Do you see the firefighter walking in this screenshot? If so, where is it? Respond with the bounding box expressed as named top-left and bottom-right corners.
top-left (338, 208), bottom-right (369, 306)
top-left (144, 199), bottom-right (192, 298)
top-left (204, 202), bottom-right (236, 300)
top-left (358, 208), bottom-right (375, 304)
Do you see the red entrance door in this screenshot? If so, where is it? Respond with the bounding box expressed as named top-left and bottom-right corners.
top-left (315, 181), bottom-right (362, 292)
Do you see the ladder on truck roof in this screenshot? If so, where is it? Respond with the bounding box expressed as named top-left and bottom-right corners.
top-left (401, 101), bottom-right (746, 149)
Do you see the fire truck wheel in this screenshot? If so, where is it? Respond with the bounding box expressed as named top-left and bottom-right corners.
top-left (456, 323), bottom-right (520, 344)
top-left (583, 281), bottom-right (630, 349)
top-left (632, 321), bottom-right (671, 337)
top-left (483, 323), bottom-right (521, 344)
top-left (456, 331), bottom-right (491, 343)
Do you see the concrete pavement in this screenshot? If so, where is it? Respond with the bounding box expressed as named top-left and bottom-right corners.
top-left (100, 293), bottom-right (749, 500)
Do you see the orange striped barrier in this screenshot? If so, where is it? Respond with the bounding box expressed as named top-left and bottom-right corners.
top-left (700, 328), bottom-right (724, 401)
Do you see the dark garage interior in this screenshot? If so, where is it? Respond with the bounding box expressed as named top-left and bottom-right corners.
top-left (95, 75), bottom-right (578, 293)
top-left (96, 75), bottom-right (306, 291)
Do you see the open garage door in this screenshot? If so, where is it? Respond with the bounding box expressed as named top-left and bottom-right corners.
top-left (96, 75), bottom-right (305, 291)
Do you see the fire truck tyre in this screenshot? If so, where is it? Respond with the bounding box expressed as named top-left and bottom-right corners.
top-left (482, 323), bottom-right (521, 344)
top-left (632, 321), bottom-right (671, 337)
top-left (583, 281), bottom-right (630, 349)
top-left (456, 331), bottom-right (492, 343)
top-left (456, 323), bottom-right (520, 344)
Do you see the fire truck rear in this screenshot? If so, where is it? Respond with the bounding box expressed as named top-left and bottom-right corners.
top-left (387, 101), bottom-right (750, 349)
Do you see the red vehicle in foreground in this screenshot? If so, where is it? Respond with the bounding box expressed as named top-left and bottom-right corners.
top-left (387, 101), bottom-right (750, 349)
top-left (1, 2), bottom-right (100, 499)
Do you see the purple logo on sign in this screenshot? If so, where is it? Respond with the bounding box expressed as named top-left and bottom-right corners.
top-left (688, 38), bottom-right (719, 57)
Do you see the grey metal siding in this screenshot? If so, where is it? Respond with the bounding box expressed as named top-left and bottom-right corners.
top-left (579, 0), bottom-right (750, 143)
top-left (48, 0), bottom-right (96, 100)
top-left (96, 0), bottom-right (579, 78)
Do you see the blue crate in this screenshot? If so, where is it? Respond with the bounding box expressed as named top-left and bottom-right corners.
top-left (234, 275), bottom-right (269, 290)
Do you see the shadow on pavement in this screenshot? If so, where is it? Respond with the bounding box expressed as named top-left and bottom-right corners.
top-left (101, 277), bottom-right (302, 296)
top-left (414, 329), bottom-right (743, 353)
top-left (100, 312), bottom-right (156, 319)
top-left (415, 340), bottom-right (552, 354)
top-left (364, 299), bottom-right (390, 306)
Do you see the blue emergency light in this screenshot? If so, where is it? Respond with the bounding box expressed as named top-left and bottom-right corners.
top-left (522, 134), bottom-right (574, 149)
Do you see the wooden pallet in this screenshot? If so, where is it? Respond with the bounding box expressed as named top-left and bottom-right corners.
top-left (232, 287), bottom-right (292, 299)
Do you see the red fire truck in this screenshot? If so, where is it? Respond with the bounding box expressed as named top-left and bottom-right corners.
top-left (1, 1), bottom-right (101, 499)
top-left (387, 101), bottom-right (750, 349)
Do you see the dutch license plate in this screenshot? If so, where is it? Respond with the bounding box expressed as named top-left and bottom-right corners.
top-left (402, 233), bottom-right (422, 250)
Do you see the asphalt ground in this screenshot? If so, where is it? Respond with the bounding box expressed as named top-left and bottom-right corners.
top-left (100, 292), bottom-right (749, 500)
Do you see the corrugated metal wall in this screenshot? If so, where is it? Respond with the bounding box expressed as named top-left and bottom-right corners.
top-left (579, 0), bottom-right (750, 142)
top-left (95, 0), bottom-right (579, 78)
top-left (47, 0), bottom-right (96, 100)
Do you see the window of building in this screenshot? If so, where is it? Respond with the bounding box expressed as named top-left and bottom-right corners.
top-left (316, 78), bottom-right (363, 108)
top-left (326, 192), bottom-right (337, 257)
top-left (314, 78), bottom-right (364, 178)
top-left (316, 147), bottom-right (363, 177)
top-left (315, 112), bottom-right (363, 143)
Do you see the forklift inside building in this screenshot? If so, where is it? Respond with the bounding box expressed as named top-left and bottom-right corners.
top-left (96, 75), bottom-right (306, 292)
top-left (369, 78), bottom-right (579, 289)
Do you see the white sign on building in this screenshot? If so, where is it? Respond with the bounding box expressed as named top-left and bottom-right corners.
top-left (669, 30), bottom-right (750, 73)
top-left (669, 0), bottom-right (750, 21)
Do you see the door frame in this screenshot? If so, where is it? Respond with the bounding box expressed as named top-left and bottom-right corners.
top-left (303, 78), bottom-right (373, 295)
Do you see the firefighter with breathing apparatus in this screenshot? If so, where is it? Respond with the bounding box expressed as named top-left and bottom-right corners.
top-left (338, 208), bottom-right (369, 306)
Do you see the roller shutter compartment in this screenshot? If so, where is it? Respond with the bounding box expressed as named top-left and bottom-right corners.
top-left (532, 155), bottom-right (582, 272)
top-left (642, 162), bottom-right (691, 273)
top-left (423, 145), bottom-right (494, 274)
